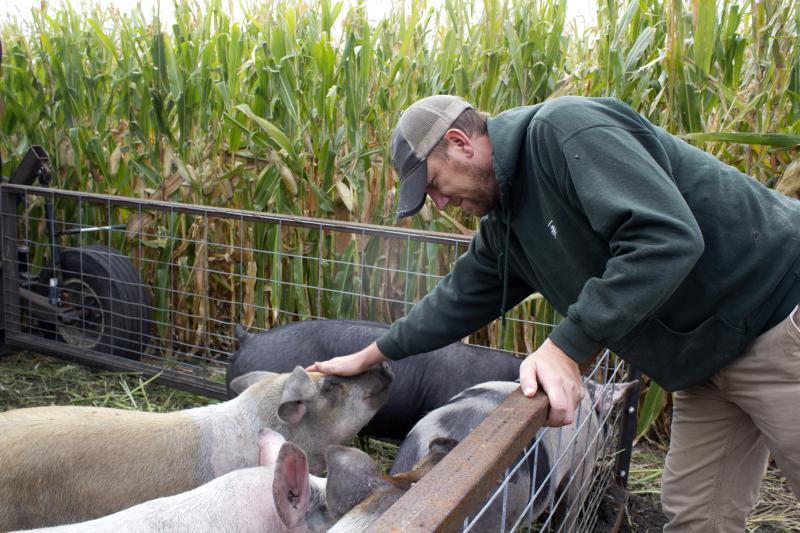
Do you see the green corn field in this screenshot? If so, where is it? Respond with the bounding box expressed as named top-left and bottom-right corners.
top-left (1, 0), bottom-right (799, 439)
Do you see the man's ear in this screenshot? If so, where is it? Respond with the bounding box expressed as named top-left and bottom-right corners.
top-left (443, 128), bottom-right (473, 157)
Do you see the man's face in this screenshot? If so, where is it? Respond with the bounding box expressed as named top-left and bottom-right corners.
top-left (425, 149), bottom-right (499, 217)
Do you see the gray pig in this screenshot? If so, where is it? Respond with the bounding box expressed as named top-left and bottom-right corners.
top-left (390, 379), bottom-right (634, 531)
top-left (14, 428), bottom-right (319, 533)
top-left (323, 438), bottom-right (459, 532)
top-left (227, 320), bottom-right (522, 440)
top-left (0, 365), bottom-right (392, 531)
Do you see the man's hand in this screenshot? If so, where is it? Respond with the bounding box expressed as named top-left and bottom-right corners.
top-left (519, 338), bottom-right (585, 427)
top-left (306, 341), bottom-right (389, 376)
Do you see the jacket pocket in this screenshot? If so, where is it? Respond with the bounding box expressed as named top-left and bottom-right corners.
top-left (789, 306), bottom-right (800, 341)
top-left (623, 315), bottom-right (749, 392)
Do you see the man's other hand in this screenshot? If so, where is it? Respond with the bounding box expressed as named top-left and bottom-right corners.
top-left (519, 338), bottom-right (585, 427)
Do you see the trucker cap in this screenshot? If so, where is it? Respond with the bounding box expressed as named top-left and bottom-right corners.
top-left (391, 95), bottom-right (473, 218)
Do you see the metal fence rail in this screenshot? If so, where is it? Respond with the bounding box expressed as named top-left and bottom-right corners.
top-left (0, 183), bottom-right (637, 531)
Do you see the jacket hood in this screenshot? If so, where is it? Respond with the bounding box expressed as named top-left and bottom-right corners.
top-left (486, 104), bottom-right (543, 216)
top-left (485, 104), bottom-right (543, 323)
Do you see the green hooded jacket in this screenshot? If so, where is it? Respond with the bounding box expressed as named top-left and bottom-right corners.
top-left (376, 96), bottom-right (800, 391)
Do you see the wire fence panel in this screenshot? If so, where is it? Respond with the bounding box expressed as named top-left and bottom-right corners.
top-left (1, 184), bottom-right (565, 389)
top-left (465, 352), bottom-right (630, 533)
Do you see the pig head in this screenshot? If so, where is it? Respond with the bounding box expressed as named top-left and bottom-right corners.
top-left (229, 363), bottom-right (393, 474)
top-left (227, 320), bottom-right (522, 440)
top-left (323, 438), bottom-right (458, 532)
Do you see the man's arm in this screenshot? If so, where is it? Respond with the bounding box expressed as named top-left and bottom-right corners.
top-left (375, 226), bottom-right (532, 360)
top-left (520, 112), bottom-right (702, 426)
top-left (549, 124), bottom-right (703, 362)
top-left (310, 223), bottom-right (532, 374)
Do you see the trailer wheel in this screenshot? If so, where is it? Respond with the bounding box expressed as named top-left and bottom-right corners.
top-left (36, 245), bottom-right (150, 360)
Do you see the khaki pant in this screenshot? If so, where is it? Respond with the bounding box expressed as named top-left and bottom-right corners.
top-left (662, 305), bottom-right (800, 532)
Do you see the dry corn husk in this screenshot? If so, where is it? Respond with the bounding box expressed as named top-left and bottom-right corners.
top-left (775, 159), bottom-right (800, 199)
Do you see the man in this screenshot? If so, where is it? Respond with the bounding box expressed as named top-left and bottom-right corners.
top-left (307, 95), bottom-right (800, 531)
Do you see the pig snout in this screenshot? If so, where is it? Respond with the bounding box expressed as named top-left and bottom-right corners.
top-left (324, 438), bottom-right (455, 532)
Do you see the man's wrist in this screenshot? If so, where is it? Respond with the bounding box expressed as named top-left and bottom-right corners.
top-left (363, 342), bottom-right (389, 367)
top-left (537, 338), bottom-right (580, 371)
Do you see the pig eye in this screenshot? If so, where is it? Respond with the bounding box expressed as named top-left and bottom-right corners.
top-left (321, 380), bottom-right (343, 394)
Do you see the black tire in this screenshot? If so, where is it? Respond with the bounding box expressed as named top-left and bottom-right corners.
top-left (35, 245), bottom-right (151, 360)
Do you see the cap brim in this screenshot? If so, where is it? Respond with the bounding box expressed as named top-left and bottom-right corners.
top-left (396, 162), bottom-right (428, 218)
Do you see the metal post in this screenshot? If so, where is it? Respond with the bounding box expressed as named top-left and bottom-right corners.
top-left (614, 366), bottom-right (642, 488)
top-left (1, 184), bottom-right (21, 347)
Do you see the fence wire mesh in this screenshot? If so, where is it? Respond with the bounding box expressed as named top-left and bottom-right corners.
top-left (2, 184), bottom-right (569, 385)
top-left (1, 184), bottom-right (634, 531)
top-left (459, 350), bottom-right (629, 532)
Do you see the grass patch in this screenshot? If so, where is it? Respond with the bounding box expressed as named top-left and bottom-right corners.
top-left (627, 439), bottom-right (800, 532)
top-left (0, 351), bottom-right (212, 412)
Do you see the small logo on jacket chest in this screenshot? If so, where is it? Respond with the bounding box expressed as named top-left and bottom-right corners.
top-left (547, 220), bottom-right (558, 239)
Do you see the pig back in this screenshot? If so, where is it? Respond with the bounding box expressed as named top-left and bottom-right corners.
top-left (226, 320), bottom-right (522, 440)
top-left (0, 406), bottom-right (205, 531)
top-left (16, 466), bottom-right (309, 533)
top-left (391, 381), bottom-right (519, 474)
top-left (227, 320), bottom-right (389, 389)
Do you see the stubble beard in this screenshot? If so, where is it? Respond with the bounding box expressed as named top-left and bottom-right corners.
top-left (455, 159), bottom-right (499, 217)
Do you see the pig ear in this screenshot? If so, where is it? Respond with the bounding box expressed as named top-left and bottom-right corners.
top-left (230, 371), bottom-right (276, 395)
top-left (273, 442), bottom-right (310, 529)
top-left (257, 428), bottom-right (286, 467)
top-left (428, 437), bottom-right (459, 456)
top-left (590, 380), bottom-right (638, 418)
top-left (278, 367), bottom-right (317, 425)
top-left (409, 437), bottom-right (459, 473)
top-left (234, 323), bottom-right (251, 343)
top-left (325, 445), bottom-right (381, 518)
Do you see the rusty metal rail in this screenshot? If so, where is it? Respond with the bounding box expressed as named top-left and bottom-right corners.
top-left (1, 184), bottom-right (474, 245)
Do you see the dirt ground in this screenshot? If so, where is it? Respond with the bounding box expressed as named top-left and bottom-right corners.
top-left (589, 465), bottom-right (665, 532)
top-left (594, 441), bottom-right (798, 533)
top-left (618, 490), bottom-right (668, 532)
